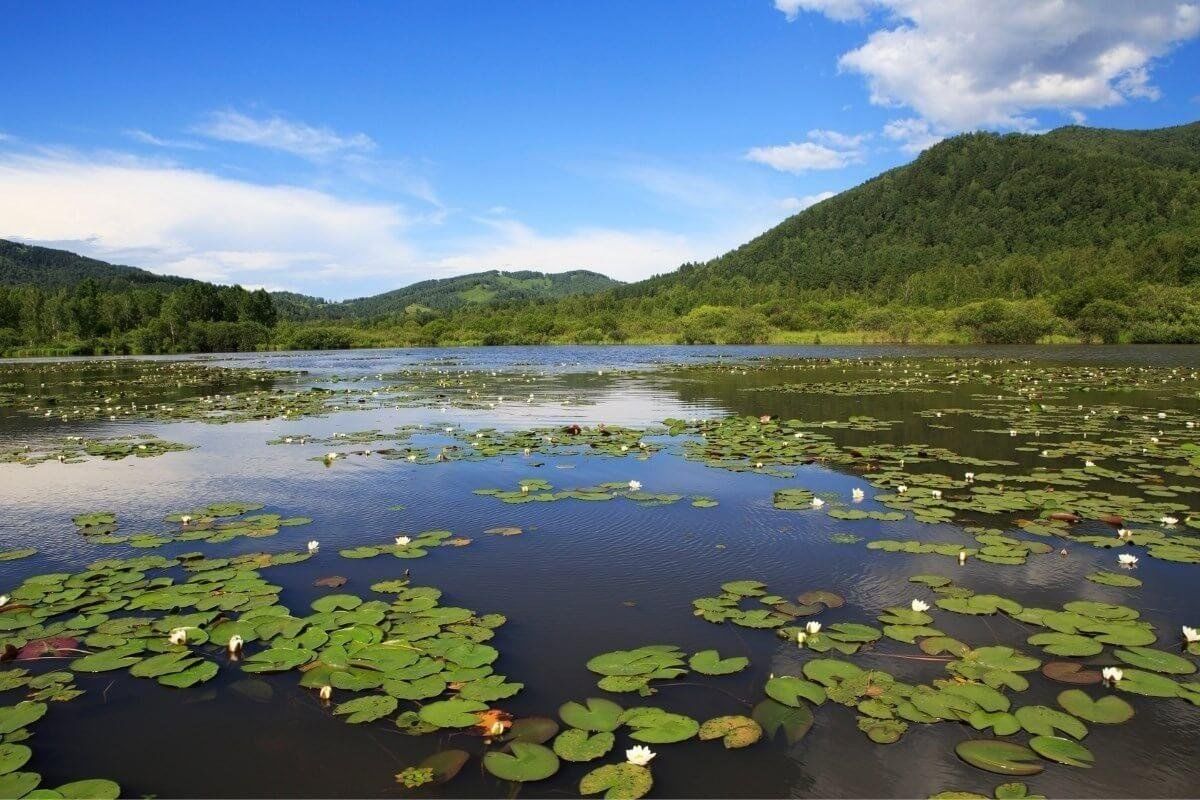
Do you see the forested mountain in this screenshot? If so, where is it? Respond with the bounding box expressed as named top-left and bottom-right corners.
top-left (0, 240), bottom-right (278, 356)
top-left (276, 269), bottom-right (621, 320)
top-left (0, 239), bottom-right (190, 290)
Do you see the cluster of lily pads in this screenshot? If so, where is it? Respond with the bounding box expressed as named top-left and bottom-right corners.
top-left (473, 480), bottom-right (696, 508)
top-left (69, 502), bottom-right (312, 549)
top-left (687, 571), bottom-right (1199, 786)
top-left (1, 434), bottom-right (194, 466)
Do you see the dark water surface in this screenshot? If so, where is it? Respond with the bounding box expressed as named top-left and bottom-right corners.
top-left (3, 345), bottom-right (1200, 799)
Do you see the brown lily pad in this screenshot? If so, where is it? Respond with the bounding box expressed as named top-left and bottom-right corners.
top-left (314, 576), bottom-right (348, 588)
top-left (1042, 661), bottom-right (1102, 685)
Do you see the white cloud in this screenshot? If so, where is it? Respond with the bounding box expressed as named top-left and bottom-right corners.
top-left (125, 129), bottom-right (206, 150)
top-left (780, 1), bottom-right (1200, 129)
top-left (775, 0), bottom-right (871, 22)
top-left (431, 217), bottom-right (719, 282)
top-left (0, 151), bottom-right (415, 294)
top-left (882, 117), bottom-right (945, 153)
top-left (745, 129), bottom-right (866, 173)
top-left (779, 191), bottom-right (837, 212)
top-left (194, 110), bottom-right (376, 159)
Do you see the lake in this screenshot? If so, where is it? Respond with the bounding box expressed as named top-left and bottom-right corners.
top-left (2, 345), bottom-right (1200, 799)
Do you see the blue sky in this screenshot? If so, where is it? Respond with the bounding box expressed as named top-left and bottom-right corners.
top-left (1, 1), bottom-right (1198, 298)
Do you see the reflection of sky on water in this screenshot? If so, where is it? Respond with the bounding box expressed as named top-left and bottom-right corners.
top-left (3, 347), bottom-right (1200, 797)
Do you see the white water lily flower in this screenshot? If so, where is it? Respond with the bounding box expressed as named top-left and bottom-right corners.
top-left (407, 454), bottom-right (418, 462)
top-left (755, 461), bottom-right (764, 469)
top-left (964, 472), bottom-right (975, 483)
top-left (1161, 516), bottom-right (1179, 526)
top-left (307, 540), bottom-right (320, 553)
top-left (489, 720), bottom-right (506, 737)
top-left (628, 480), bottom-right (642, 491)
top-left (810, 497), bottom-right (825, 508)
top-left (180, 515), bottom-right (192, 525)
top-left (1118, 553), bottom-right (1139, 567)
top-left (1183, 626), bottom-right (1200, 644)
top-left (1102, 666), bottom-right (1123, 684)
top-left (1084, 460), bottom-right (1096, 468)
top-left (325, 452), bottom-right (338, 461)
top-left (896, 484), bottom-right (908, 494)
top-left (1158, 412), bottom-right (1167, 419)
top-left (319, 685), bottom-right (332, 701)
top-left (851, 488), bottom-right (865, 502)
top-left (626, 745), bottom-right (656, 766)
top-left (0, 595), bottom-right (9, 607)
top-left (796, 631), bottom-right (807, 646)
top-left (395, 536), bottom-right (411, 547)
top-left (1117, 529), bottom-right (1133, 540)
top-left (930, 489), bottom-right (943, 500)
top-left (805, 621), bottom-right (822, 635)
top-left (168, 628), bottom-right (188, 645)
top-left (911, 599), bottom-right (931, 613)
top-left (958, 550), bottom-right (968, 565)
top-left (621, 445), bottom-right (629, 452)
top-left (228, 634), bottom-right (244, 654)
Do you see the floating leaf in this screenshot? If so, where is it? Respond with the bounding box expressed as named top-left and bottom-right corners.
top-left (552, 729), bottom-right (614, 762)
top-left (483, 742), bottom-right (560, 782)
top-left (559, 698), bottom-right (624, 732)
top-left (955, 740), bottom-right (1044, 776)
top-left (1028, 736), bottom-right (1094, 768)
top-left (579, 762), bottom-right (653, 800)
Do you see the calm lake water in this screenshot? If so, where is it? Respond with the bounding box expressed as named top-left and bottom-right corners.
top-left (3, 345), bottom-right (1200, 799)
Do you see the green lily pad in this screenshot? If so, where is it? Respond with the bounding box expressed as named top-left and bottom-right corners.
top-left (579, 762), bottom-right (653, 800)
top-left (1056, 690), bottom-right (1134, 724)
top-left (955, 740), bottom-right (1044, 776)
top-left (1028, 736), bottom-right (1094, 768)
top-left (552, 729), bottom-right (614, 762)
top-left (483, 742), bottom-right (559, 782)
top-left (688, 650), bottom-right (749, 676)
top-left (698, 715), bottom-right (763, 748)
top-left (559, 698), bottom-right (624, 732)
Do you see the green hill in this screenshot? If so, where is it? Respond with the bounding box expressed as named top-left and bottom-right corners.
top-left (0, 239), bottom-right (192, 290)
top-left (277, 269), bottom-right (622, 320)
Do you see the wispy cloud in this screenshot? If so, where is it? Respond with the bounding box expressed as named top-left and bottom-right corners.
top-left (194, 110), bottom-right (376, 159)
top-left (431, 217), bottom-right (717, 282)
top-left (124, 129), bottom-right (207, 150)
top-left (745, 129), bottom-right (866, 173)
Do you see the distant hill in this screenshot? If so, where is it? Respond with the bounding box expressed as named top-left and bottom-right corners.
top-left (277, 269), bottom-right (622, 320)
top-left (0, 239), bottom-right (192, 290)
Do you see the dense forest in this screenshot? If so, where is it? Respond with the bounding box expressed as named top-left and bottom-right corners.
top-left (3, 121), bottom-right (1200, 355)
top-left (0, 241), bottom-right (277, 355)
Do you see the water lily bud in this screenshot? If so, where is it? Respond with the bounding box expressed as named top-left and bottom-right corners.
top-left (319, 685), bottom-right (332, 701)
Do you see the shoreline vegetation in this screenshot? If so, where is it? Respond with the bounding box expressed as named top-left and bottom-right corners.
top-left (4, 122), bottom-right (1200, 357)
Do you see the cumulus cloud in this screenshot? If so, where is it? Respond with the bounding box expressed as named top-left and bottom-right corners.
top-left (882, 117), bottom-right (945, 153)
top-left (745, 129), bottom-right (867, 173)
top-left (779, 1), bottom-right (1200, 129)
top-left (194, 110), bottom-right (376, 159)
top-left (779, 191), bottom-right (837, 212)
top-left (0, 150), bottom-right (415, 294)
top-left (430, 217), bottom-right (721, 282)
